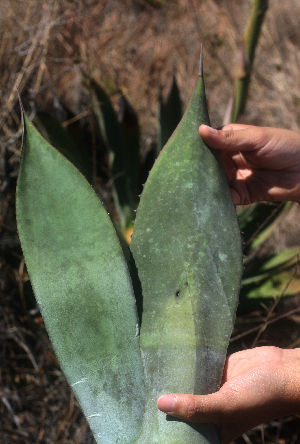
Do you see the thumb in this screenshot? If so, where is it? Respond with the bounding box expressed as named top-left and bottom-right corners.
top-left (199, 124), bottom-right (267, 152)
top-left (157, 392), bottom-right (225, 424)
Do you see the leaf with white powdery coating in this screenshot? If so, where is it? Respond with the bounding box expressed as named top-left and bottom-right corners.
top-left (131, 55), bottom-right (243, 444)
top-left (16, 114), bottom-right (145, 444)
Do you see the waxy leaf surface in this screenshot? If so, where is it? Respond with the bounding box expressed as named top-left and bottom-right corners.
top-left (131, 71), bottom-right (243, 443)
top-left (16, 115), bottom-right (145, 444)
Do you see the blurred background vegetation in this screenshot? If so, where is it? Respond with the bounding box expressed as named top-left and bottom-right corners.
top-left (1, 0), bottom-right (300, 442)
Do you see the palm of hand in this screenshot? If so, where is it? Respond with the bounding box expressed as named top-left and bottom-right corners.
top-left (217, 346), bottom-right (297, 444)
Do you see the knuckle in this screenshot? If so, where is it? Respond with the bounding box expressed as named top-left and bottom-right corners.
top-left (223, 130), bottom-right (236, 144)
top-left (184, 396), bottom-right (204, 422)
top-left (256, 346), bottom-right (283, 367)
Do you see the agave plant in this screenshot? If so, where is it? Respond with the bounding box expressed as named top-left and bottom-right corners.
top-left (16, 52), bottom-right (243, 443)
top-left (238, 202), bottom-right (300, 316)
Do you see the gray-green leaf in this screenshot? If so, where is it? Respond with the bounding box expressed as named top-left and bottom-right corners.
top-left (131, 65), bottom-right (243, 444)
top-left (16, 114), bottom-right (145, 444)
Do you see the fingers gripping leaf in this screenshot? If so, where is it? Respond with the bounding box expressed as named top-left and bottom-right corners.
top-left (131, 63), bottom-right (243, 444)
top-left (16, 51), bottom-right (243, 444)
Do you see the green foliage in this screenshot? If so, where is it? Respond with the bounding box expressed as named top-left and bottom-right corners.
top-left (15, 34), bottom-right (298, 441)
top-left (16, 57), bottom-right (299, 441)
top-left (231, 0), bottom-right (268, 122)
top-left (145, 0), bottom-right (167, 6)
top-left (16, 115), bottom-right (145, 443)
top-left (16, 59), bottom-right (243, 443)
top-left (34, 113), bottom-right (92, 184)
top-left (131, 71), bottom-right (242, 443)
top-left (238, 202), bottom-right (300, 315)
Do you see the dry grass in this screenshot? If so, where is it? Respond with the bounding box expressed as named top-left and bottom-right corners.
top-left (1, 0), bottom-right (300, 442)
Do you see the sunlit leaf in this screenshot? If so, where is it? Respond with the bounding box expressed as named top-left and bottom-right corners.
top-left (131, 58), bottom-right (243, 444)
top-left (16, 115), bottom-right (145, 444)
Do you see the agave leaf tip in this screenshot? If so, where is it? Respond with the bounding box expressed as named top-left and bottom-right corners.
top-left (17, 91), bottom-right (26, 129)
top-left (199, 43), bottom-right (203, 77)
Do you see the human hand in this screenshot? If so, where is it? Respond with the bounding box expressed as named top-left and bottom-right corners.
top-left (157, 347), bottom-right (300, 444)
top-left (199, 124), bottom-right (300, 205)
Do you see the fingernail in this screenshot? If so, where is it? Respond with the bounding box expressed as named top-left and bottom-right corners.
top-left (200, 124), bottom-right (217, 135)
top-left (157, 394), bottom-right (176, 414)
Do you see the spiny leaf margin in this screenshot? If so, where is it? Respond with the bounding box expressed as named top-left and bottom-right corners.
top-left (16, 113), bottom-right (146, 444)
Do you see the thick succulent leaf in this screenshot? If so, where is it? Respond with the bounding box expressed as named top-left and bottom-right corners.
top-left (158, 75), bottom-right (182, 154)
top-left (16, 115), bottom-right (145, 444)
top-left (131, 65), bottom-right (243, 443)
top-left (34, 113), bottom-right (93, 184)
